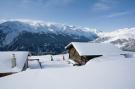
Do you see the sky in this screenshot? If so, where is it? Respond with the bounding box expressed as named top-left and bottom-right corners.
top-left (0, 0), bottom-right (135, 31)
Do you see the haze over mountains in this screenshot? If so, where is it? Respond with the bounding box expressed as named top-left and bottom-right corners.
top-left (0, 20), bottom-right (134, 54)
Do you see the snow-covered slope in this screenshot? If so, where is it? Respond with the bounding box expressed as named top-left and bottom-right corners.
top-left (0, 20), bottom-right (98, 54)
top-left (0, 55), bottom-right (135, 89)
top-left (98, 27), bottom-right (135, 41)
top-left (0, 20), bottom-right (98, 45)
top-left (0, 19), bottom-right (135, 53)
top-left (95, 27), bottom-right (135, 51)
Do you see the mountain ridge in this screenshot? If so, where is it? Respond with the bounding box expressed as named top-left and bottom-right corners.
top-left (0, 20), bottom-right (98, 54)
top-left (95, 27), bottom-right (135, 52)
top-left (0, 19), bottom-right (135, 54)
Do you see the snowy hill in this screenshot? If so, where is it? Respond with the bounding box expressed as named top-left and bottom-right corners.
top-left (0, 55), bottom-right (135, 89)
top-left (95, 27), bottom-right (135, 52)
top-left (0, 20), bottom-right (98, 54)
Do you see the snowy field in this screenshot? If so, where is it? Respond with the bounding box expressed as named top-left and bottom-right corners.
top-left (0, 53), bottom-right (135, 89)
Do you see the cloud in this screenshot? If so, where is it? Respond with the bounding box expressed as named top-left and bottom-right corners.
top-left (92, 2), bottom-right (110, 11)
top-left (45, 0), bottom-right (74, 7)
top-left (20, 0), bottom-right (74, 8)
top-left (91, 0), bottom-right (117, 12)
top-left (106, 11), bottom-right (132, 18)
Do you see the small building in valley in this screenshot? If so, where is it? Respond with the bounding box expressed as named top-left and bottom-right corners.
top-left (0, 51), bottom-right (29, 77)
top-left (65, 42), bottom-right (124, 65)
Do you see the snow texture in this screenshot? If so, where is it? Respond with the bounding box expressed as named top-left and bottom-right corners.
top-left (98, 27), bottom-right (135, 43)
top-left (0, 55), bottom-right (135, 89)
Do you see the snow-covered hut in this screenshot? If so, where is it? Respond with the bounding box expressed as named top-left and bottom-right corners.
top-left (65, 42), bottom-right (124, 65)
top-left (0, 51), bottom-right (29, 77)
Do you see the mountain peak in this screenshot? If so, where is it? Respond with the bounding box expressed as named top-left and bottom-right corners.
top-left (0, 19), bottom-right (99, 54)
top-left (0, 19), bottom-right (99, 39)
top-left (99, 27), bottom-right (135, 39)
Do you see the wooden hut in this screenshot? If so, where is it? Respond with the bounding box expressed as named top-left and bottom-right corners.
top-left (65, 42), bottom-right (124, 65)
top-left (0, 51), bottom-right (29, 77)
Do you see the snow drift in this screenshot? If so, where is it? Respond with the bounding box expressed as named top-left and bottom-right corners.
top-left (0, 55), bottom-right (135, 89)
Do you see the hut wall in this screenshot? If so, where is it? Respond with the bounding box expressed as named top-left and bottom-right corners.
top-left (69, 47), bottom-right (86, 65)
top-left (68, 47), bottom-right (102, 65)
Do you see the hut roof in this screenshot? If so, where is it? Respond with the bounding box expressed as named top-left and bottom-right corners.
top-left (0, 51), bottom-right (29, 73)
top-left (65, 42), bottom-right (125, 56)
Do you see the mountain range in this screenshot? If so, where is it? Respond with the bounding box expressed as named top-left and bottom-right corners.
top-left (95, 27), bottom-right (135, 52)
top-left (0, 19), bottom-right (135, 54)
top-left (0, 20), bottom-right (98, 54)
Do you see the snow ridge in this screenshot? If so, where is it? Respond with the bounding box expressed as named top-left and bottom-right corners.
top-left (0, 19), bottom-right (98, 45)
top-left (98, 27), bottom-right (135, 41)
top-left (95, 27), bottom-right (135, 51)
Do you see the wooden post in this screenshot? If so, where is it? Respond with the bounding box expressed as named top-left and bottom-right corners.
top-left (37, 59), bottom-right (42, 69)
top-left (63, 55), bottom-right (65, 61)
top-left (51, 55), bottom-right (53, 61)
top-left (27, 57), bottom-right (29, 68)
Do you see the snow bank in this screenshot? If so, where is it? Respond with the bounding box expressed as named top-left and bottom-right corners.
top-left (0, 56), bottom-right (135, 89)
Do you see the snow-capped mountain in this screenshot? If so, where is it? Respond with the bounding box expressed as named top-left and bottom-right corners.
top-left (95, 27), bottom-right (135, 51)
top-left (0, 20), bottom-right (98, 54)
top-left (0, 19), bottom-right (135, 54)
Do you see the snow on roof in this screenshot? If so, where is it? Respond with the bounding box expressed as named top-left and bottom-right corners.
top-left (65, 42), bottom-right (124, 56)
top-left (0, 51), bottom-right (29, 73)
